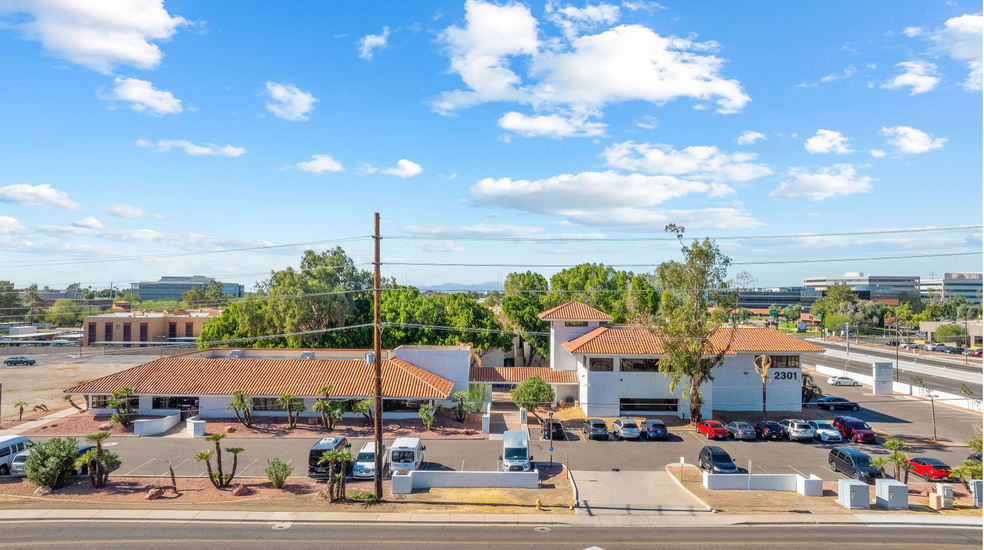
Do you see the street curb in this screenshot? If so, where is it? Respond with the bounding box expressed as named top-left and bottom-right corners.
top-left (662, 463), bottom-right (716, 513)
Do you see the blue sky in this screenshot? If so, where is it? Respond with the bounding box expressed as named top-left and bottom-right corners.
top-left (0, 0), bottom-right (981, 292)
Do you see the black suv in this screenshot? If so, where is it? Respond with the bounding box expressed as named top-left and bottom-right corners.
top-left (828, 446), bottom-right (881, 484)
top-left (542, 420), bottom-right (564, 440)
top-left (307, 437), bottom-right (351, 479)
top-left (4, 356), bottom-right (36, 366)
top-left (697, 445), bottom-right (739, 474)
top-left (754, 420), bottom-right (783, 440)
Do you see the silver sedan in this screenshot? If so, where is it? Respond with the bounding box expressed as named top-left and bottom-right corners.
top-left (725, 421), bottom-right (757, 441)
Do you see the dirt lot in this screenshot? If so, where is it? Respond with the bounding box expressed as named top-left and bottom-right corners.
top-left (0, 353), bottom-right (146, 424)
top-left (0, 465), bottom-right (572, 514)
top-left (666, 465), bottom-right (979, 515)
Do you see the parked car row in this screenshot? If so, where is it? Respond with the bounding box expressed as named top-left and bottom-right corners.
top-left (580, 418), bottom-right (669, 441)
top-left (306, 436), bottom-right (427, 479)
top-left (693, 416), bottom-right (873, 444)
top-left (829, 447), bottom-right (955, 484)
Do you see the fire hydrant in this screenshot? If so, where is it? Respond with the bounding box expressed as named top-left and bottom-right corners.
top-left (535, 499), bottom-right (542, 511)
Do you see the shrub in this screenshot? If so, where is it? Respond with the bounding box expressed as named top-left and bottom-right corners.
top-left (350, 489), bottom-right (377, 505)
top-left (418, 404), bottom-right (435, 431)
top-left (264, 458), bottom-right (294, 489)
top-left (25, 437), bottom-right (80, 490)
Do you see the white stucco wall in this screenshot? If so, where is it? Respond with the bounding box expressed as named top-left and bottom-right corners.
top-left (550, 321), bottom-right (599, 371)
top-left (394, 347), bottom-right (470, 406)
top-left (709, 355), bottom-right (802, 412)
top-left (479, 348), bottom-right (505, 368)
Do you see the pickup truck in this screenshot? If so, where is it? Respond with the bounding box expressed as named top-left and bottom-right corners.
top-left (923, 343), bottom-right (947, 352)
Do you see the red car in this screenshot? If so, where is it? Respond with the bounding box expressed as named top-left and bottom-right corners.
top-left (696, 420), bottom-right (728, 440)
top-left (907, 458), bottom-right (952, 481)
top-left (833, 416), bottom-right (877, 443)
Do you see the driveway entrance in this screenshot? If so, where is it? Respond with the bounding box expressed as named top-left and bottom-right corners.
top-left (572, 470), bottom-right (711, 516)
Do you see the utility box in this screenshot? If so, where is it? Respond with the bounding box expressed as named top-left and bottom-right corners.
top-left (875, 479), bottom-right (908, 510)
top-left (872, 362), bottom-right (893, 395)
top-left (936, 483), bottom-right (954, 509)
top-left (971, 479), bottom-right (984, 508)
top-left (837, 479), bottom-right (870, 509)
top-left (519, 408), bottom-right (528, 425)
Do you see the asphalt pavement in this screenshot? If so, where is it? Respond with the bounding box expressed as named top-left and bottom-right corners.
top-left (0, 521), bottom-right (978, 549)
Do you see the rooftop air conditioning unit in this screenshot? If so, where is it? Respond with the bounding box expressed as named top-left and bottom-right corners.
top-left (229, 350), bottom-right (245, 359)
top-left (300, 351), bottom-right (315, 360)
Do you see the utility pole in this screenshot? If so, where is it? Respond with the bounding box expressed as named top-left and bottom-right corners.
top-left (373, 212), bottom-right (383, 501)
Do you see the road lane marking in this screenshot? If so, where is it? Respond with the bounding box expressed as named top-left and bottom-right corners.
top-left (123, 457), bottom-right (156, 476)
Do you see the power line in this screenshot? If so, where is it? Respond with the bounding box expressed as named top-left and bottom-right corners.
top-left (385, 224), bottom-right (983, 242)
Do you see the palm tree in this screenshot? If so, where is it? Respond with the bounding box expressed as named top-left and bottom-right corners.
top-left (869, 456), bottom-right (890, 479)
top-left (62, 394), bottom-right (82, 410)
top-left (204, 433), bottom-right (226, 487)
top-left (883, 438), bottom-right (912, 480)
top-left (13, 401), bottom-right (27, 421)
top-left (311, 386), bottom-right (342, 432)
top-left (195, 450), bottom-right (218, 488)
top-left (77, 431), bottom-right (117, 488)
top-left (319, 448), bottom-right (354, 502)
top-left (226, 389), bottom-right (252, 428)
top-left (278, 393), bottom-right (302, 429)
top-left (224, 446), bottom-right (245, 485)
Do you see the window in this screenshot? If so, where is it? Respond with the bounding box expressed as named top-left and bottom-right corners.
top-left (0, 447), bottom-right (9, 458)
top-left (104, 323), bottom-right (113, 342)
top-left (588, 358), bottom-right (613, 372)
top-left (391, 450), bottom-right (415, 463)
top-left (620, 358), bottom-right (660, 372)
top-left (153, 397), bottom-right (178, 409)
top-left (564, 321), bottom-right (587, 327)
top-left (139, 323), bottom-right (148, 347)
top-left (252, 397), bottom-right (285, 411)
top-left (619, 398), bottom-right (678, 413)
top-left (123, 323), bottom-right (131, 343)
top-left (88, 323), bottom-right (96, 344)
top-left (185, 322), bottom-right (194, 337)
top-left (382, 399), bottom-right (423, 412)
top-left (93, 395), bottom-right (138, 409)
top-left (168, 322), bottom-right (177, 339)
top-left (769, 355), bottom-right (800, 368)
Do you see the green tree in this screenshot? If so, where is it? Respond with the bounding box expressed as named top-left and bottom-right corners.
top-left (653, 224), bottom-right (739, 425)
top-left (24, 437), bottom-right (80, 490)
top-left (226, 390), bottom-right (252, 428)
top-left (501, 271), bottom-right (550, 366)
top-left (883, 438), bottom-right (913, 480)
top-left (544, 263), bottom-right (659, 322)
top-left (46, 299), bottom-right (85, 327)
top-left (0, 281), bottom-right (25, 317)
top-left (510, 376), bottom-right (555, 419)
top-left (353, 398), bottom-right (374, 425)
top-left (181, 285), bottom-right (207, 306)
top-left (311, 385), bottom-right (343, 432)
top-left (418, 403), bottom-right (435, 431)
top-left (20, 284), bottom-right (45, 323)
top-left (934, 324), bottom-right (969, 345)
top-left (319, 448), bottom-right (353, 502)
top-left (452, 384), bottom-right (489, 422)
top-left (948, 460), bottom-right (983, 491)
top-left (75, 431), bottom-right (120, 489)
top-left (108, 387), bottom-right (136, 428)
top-left (782, 304), bottom-right (801, 323)
top-left (278, 393), bottom-right (303, 429)
top-left (825, 283), bottom-right (859, 307)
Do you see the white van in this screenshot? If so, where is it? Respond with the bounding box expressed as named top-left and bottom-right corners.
top-left (352, 441), bottom-right (386, 480)
top-left (388, 437), bottom-right (425, 473)
top-left (500, 430), bottom-right (532, 472)
top-left (0, 436), bottom-right (33, 475)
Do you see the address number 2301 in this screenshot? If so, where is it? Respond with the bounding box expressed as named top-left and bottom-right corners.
top-left (772, 371), bottom-right (798, 381)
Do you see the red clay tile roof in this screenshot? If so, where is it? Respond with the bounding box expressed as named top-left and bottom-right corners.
top-left (469, 366), bottom-right (578, 384)
top-left (537, 301), bottom-right (614, 321)
top-left (561, 326), bottom-right (826, 355)
top-left (64, 356), bottom-right (454, 399)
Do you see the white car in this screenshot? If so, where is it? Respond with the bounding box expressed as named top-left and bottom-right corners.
top-left (807, 420), bottom-right (843, 443)
top-left (612, 418), bottom-right (641, 439)
top-left (827, 376), bottom-right (859, 386)
top-left (900, 342), bottom-right (919, 349)
top-left (779, 419), bottom-right (815, 442)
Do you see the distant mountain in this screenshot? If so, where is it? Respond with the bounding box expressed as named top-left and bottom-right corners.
top-left (418, 281), bottom-right (502, 293)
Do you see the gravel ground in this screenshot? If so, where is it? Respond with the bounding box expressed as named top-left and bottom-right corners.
top-left (0, 353), bottom-right (147, 424)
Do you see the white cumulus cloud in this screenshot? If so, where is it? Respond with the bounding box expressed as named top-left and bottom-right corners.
top-left (358, 26), bottom-right (389, 60)
top-left (736, 130), bottom-right (766, 145)
top-left (0, 216), bottom-right (25, 234)
top-left (880, 126), bottom-right (947, 154)
top-left (903, 26), bottom-right (923, 37)
top-left (432, 0), bottom-right (749, 135)
top-left (0, 184), bottom-right (82, 210)
top-left (381, 159), bottom-right (423, 178)
top-left (99, 77), bottom-right (182, 115)
top-left (881, 60), bottom-right (940, 94)
top-left (264, 81), bottom-right (318, 121)
top-left (930, 14), bottom-right (983, 91)
top-left (602, 141), bottom-right (772, 183)
top-left (769, 164), bottom-right (875, 201)
top-left (72, 216), bottom-right (102, 229)
top-left (498, 111), bottom-right (607, 137)
top-left (137, 139), bottom-right (245, 157)
top-left (0, 0), bottom-right (188, 73)
top-left (869, 149), bottom-right (887, 158)
top-left (804, 129), bottom-right (855, 154)
top-left (289, 154), bottom-right (345, 174)
top-left (108, 203), bottom-right (163, 218)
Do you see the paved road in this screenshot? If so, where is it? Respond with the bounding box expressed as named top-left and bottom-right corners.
top-left (802, 345), bottom-right (983, 397)
top-left (815, 340), bottom-right (982, 373)
top-left (0, 521), bottom-right (978, 549)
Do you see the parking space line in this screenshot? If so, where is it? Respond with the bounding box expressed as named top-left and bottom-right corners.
top-left (788, 465), bottom-right (808, 477)
top-left (123, 457), bottom-right (156, 476)
top-left (160, 458), bottom-right (189, 476)
top-left (757, 464), bottom-right (771, 474)
top-left (236, 458), bottom-right (259, 476)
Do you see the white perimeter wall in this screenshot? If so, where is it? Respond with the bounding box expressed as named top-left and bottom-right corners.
top-left (392, 470), bottom-right (540, 494)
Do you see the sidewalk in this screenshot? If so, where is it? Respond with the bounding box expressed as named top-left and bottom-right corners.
top-left (0, 407), bottom-right (81, 437)
top-left (0, 508), bottom-right (979, 528)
